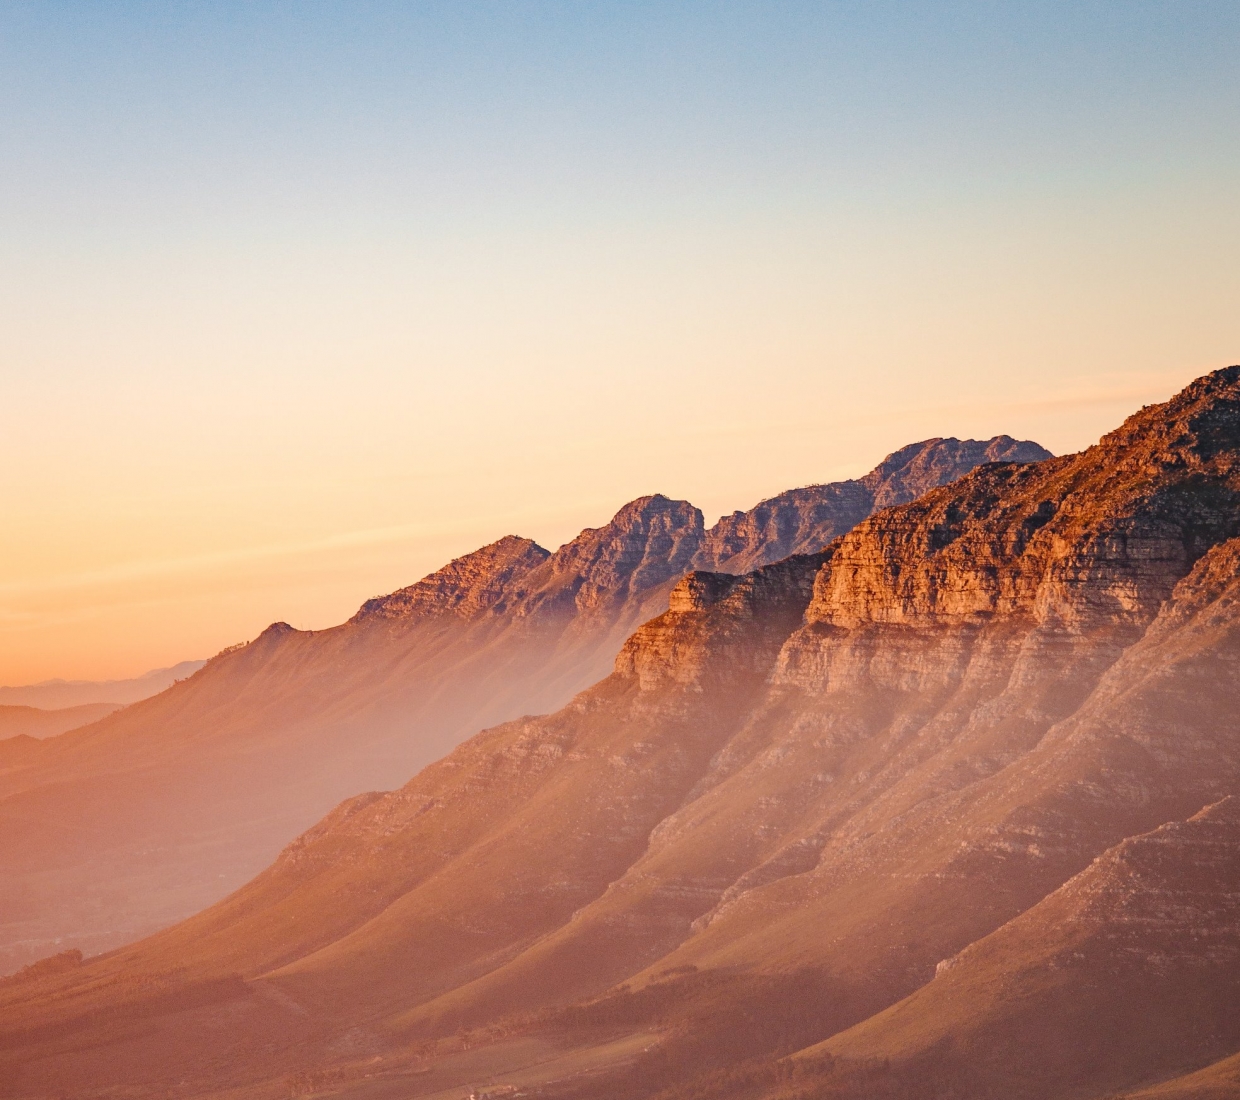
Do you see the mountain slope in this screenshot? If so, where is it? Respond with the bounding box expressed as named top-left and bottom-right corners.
top-left (791, 797), bottom-right (1240, 1099)
top-left (0, 555), bottom-right (828, 1097)
top-left (1125, 1052), bottom-right (1240, 1100)
top-left (0, 500), bottom-right (701, 974)
top-left (0, 437), bottom-right (1033, 974)
top-left (2, 374), bottom-right (1236, 1100)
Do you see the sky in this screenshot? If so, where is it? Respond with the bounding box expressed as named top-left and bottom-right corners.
top-left (1, 1), bottom-right (1238, 684)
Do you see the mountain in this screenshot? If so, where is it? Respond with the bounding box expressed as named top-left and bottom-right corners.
top-left (0, 371), bottom-right (1234, 1100)
top-left (0, 660), bottom-right (206, 709)
top-left (0, 702), bottom-right (122, 740)
top-left (693, 434), bottom-right (1048, 573)
top-left (1125, 1051), bottom-right (1240, 1100)
top-left (0, 436), bottom-right (1031, 974)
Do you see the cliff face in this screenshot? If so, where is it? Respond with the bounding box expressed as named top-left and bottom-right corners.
top-left (515, 495), bottom-right (707, 616)
top-left (2, 370), bottom-right (1236, 1100)
top-left (352, 536), bottom-right (550, 621)
top-left (861, 433), bottom-right (1051, 508)
top-left (804, 379), bottom-right (1240, 631)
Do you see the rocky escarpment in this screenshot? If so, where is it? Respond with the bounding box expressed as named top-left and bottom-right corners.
top-left (356, 497), bottom-right (708, 634)
top-left (509, 495), bottom-right (706, 619)
top-left (353, 438), bottom-right (1047, 634)
top-left (803, 376), bottom-right (1240, 632)
top-left (863, 434), bottom-right (1050, 509)
top-left (616, 555), bottom-right (827, 693)
top-left (352, 536), bottom-right (550, 622)
top-left (695, 435), bottom-right (1051, 574)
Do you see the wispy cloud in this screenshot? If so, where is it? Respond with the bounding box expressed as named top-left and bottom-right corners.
top-left (0, 520), bottom-right (461, 599)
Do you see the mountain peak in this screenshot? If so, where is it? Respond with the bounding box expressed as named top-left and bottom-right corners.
top-left (1097, 363), bottom-right (1240, 470)
top-left (513, 495), bottom-right (706, 617)
top-left (805, 370), bottom-right (1240, 633)
top-left (860, 434), bottom-right (1053, 510)
top-left (352, 535), bottom-right (550, 623)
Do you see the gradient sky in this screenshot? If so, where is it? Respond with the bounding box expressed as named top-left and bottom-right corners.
top-left (1, 1), bottom-right (1238, 684)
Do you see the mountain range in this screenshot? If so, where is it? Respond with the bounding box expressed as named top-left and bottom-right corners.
top-left (0, 661), bottom-right (207, 710)
top-left (8, 366), bottom-right (1240, 1100)
top-left (0, 703), bottom-right (123, 741)
top-left (0, 435), bottom-right (1043, 976)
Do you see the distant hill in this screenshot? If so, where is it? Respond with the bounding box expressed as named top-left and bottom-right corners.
top-left (0, 702), bottom-right (123, 739)
top-left (0, 660), bottom-right (206, 709)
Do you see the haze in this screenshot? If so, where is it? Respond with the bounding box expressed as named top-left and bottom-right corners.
top-left (2, 1), bottom-right (1238, 683)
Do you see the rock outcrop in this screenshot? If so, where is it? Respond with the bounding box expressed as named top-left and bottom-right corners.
top-left (352, 536), bottom-right (551, 622)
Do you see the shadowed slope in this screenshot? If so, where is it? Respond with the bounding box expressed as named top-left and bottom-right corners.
top-left (791, 798), bottom-right (1240, 1100)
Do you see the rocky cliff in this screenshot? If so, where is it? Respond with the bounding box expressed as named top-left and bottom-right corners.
top-left (352, 536), bottom-right (551, 621)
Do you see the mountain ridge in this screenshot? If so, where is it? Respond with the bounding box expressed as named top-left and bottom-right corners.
top-left (0, 660), bottom-right (206, 709)
top-left (0, 435), bottom-right (1036, 974)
